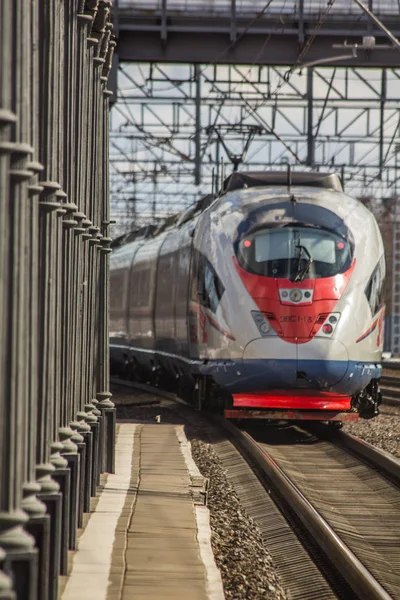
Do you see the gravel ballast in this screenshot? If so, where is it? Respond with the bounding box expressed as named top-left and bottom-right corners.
top-left (343, 406), bottom-right (400, 458)
top-left (191, 439), bottom-right (288, 600)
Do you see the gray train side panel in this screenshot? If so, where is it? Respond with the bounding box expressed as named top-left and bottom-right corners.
top-left (128, 234), bottom-right (167, 350)
top-left (110, 240), bottom-right (141, 345)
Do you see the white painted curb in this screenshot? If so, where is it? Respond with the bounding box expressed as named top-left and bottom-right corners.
top-left (175, 425), bottom-right (225, 600)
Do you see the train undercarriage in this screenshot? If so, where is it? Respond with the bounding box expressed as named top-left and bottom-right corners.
top-left (112, 353), bottom-right (382, 425)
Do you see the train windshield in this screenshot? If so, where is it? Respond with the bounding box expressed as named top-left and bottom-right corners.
top-left (237, 226), bottom-right (352, 280)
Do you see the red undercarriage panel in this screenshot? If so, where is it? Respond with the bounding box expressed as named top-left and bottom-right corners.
top-left (229, 391), bottom-right (355, 420)
top-left (225, 409), bottom-right (359, 422)
top-left (233, 390), bottom-right (352, 411)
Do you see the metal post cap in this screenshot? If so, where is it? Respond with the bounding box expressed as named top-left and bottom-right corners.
top-left (76, 412), bottom-right (92, 432)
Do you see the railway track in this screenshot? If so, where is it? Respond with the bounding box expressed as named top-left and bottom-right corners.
top-left (112, 377), bottom-right (400, 600)
top-left (229, 420), bottom-right (400, 600)
top-left (381, 360), bottom-right (400, 407)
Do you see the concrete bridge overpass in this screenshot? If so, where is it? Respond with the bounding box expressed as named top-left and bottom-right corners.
top-left (115, 0), bottom-right (400, 67)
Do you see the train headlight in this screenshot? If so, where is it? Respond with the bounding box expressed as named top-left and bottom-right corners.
top-left (289, 289), bottom-right (302, 303)
top-left (314, 312), bottom-right (341, 337)
top-left (251, 311), bottom-right (272, 336)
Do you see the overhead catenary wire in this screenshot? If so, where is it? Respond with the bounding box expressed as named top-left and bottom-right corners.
top-left (198, 0), bottom-right (338, 172)
top-left (111, 0), bottom-right (400, 224)
top-left (113, 0), bottom-right (339, 184)
top-left (215, 0), bottom-right (400, 184)
top-left (199, 0), bottom-right (314, 172)
top-left (113, 2), bottom-right (287, 196)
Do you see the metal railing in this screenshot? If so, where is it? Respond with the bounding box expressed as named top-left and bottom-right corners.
top-left (118, 0), bottom-right (400, 16)
top-left (0, 2), bottom-right (116, 599)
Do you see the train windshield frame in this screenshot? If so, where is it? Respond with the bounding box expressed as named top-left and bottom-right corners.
top-left (236, 225), bottom-right (353, 280)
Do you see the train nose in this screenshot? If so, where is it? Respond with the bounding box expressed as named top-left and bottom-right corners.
top-left (242, 337), bottom-right (349, 390)
top-left (243, 338), bottom-right (297, 388)
top-left (297, 338), bottom-right (349, 387)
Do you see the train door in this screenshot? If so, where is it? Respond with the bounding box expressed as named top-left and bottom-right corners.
top-left (154, 230), bottom-right (180, 353)
top-left (175, 223), bottom-right (194, 358)
top-left (110, 242), bottom-right (138, 342)
top-left (110, 241), bottom-right (140, 375)
top-left (126, 242), bottom-right (145, 346)
top-left (128, 236), bottom-right (165, 351)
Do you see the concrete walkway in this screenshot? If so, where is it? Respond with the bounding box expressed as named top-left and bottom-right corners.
top-left (61, 423), bottom-right (224, 600)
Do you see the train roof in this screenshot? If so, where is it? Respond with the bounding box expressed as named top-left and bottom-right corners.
top-left (112, 170), bottom-right (343, 249)
top-left (223, 171), bottom-right (343, 193)
top-left (111, 194), bottom-right (215, 249)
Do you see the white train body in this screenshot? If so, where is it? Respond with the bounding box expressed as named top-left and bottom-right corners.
top-left (110, 172), bottom-right (385, 420)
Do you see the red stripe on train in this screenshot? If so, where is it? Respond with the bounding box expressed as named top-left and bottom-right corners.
top-left (356, 317), bottom-right (379, 343)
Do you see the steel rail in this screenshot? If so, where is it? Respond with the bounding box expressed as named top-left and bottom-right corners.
top-left (317, 426), bottom-right (400, 485)
top-left (380, 362), bottom-right (400, 406)
top-left (218, 417), bottom-right (393, 600)
top-left (380, 376), bottom-right (400, 386)
top-left (379, 388), bottom-right (400, 406)
top-left (382, 360), bottom-right (400, 370)
top-left (112, 376), bottom-right (398, 598)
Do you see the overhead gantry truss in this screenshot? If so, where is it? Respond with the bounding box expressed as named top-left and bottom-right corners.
top-left (110, 0), bottom-right (400, 231)
top-left (110, 63), bottom-right (400, 230)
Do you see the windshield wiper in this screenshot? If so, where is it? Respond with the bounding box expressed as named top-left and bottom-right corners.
top-left (293, 243), bottom-right (313, 282)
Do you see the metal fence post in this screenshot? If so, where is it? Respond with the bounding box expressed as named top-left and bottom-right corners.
top-left (0, 548), bottom-right (15, 600)
top-left (0, 3), bottom-right (19, 585)
top-left (58, 5), bottom-right (82, 545)
top-left (65, 207), bottom-right (85, 535)
top-left (37, 186), bottom-right (63, 600)
top-left (0, 0), bottom-right (39, 596)
top-left (97, 28), bottom-right (116, 474)
top-left (37, 1), bottom-right (69, 598)
top-left (72, 11), bottom-right (98, 517)
top-left (50, 186), bottom-right (72, 578)
top-left (91, 11), bottom-right (112, 484)
top-left (22, 1), bottom-right (53, 594)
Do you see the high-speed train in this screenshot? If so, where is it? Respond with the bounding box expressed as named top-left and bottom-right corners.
top-left (110, 171), bottom-right (385, 422)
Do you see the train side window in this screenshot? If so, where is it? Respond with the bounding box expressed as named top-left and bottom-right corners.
top-left (197, 253), bottom-right (224, 313)
top-left (140, 269), bottom-right (150, 306)
top-left (365, 258), bottom-right (385, 316)
top-left (110, 269), bottom-right (126, 309)
top-left (136, 270), bottom-right (143, 306)
top-left (133, 268), bottom-right (151, 307)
